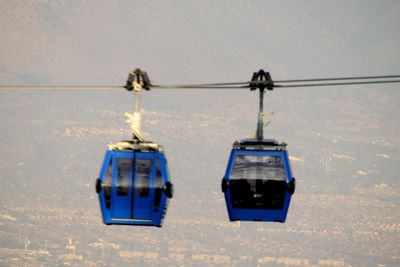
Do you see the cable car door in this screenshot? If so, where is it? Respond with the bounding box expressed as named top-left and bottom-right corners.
top-left (112, 154), bottom-right (134, 219)
top-left (132, 155), bottom-right (154, 221)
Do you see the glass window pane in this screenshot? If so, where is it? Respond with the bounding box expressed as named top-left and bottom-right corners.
top-left (104, 159), bottom-right (112, 209)
top-left (135, 159), bottom-right (151, 197)
top-left (230, 155), bottom-right (285, 181)
top-left (117, 158), bottom-right (133, 196)
top-left (153, 160), bottom-right (163, 211)
top-left (229, 154), bottom-right (286, 210)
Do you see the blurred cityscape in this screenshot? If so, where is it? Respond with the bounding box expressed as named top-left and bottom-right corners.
top-left (1, 189), bottom-right (399, 266)
top-left (0, 89), bottom-right (399, 266)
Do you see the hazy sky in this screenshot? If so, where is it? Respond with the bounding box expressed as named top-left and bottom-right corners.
top-left (1, 0), bottom-right (399, 85)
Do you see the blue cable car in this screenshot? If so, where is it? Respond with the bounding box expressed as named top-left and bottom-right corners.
top-left (94, 69), bottom-right (174, 227)
top-left (96, 140), bottom-right (173, 227)
top-left (220, 70), bottom-right (296, 222)
top-left (221, 139), bottom-right (295, 222)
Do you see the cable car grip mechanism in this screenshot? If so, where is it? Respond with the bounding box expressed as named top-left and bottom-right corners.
top-left (250, 70), bottom-right (274, 141)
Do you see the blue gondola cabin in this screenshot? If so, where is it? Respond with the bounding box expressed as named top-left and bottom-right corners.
top-left (221, 139), bottom-right (295, 223)
top-left (96, 141), bottom-right (173, 227)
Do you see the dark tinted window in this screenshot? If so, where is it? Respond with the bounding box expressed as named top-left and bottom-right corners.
top-left (229, 155), bottom-right (286, 210)
top-left (117, 158), bottom-right (133, 196)
top-left (135, 159), bottom-right (151, 197)
top-left (153, 160), bottom-right (163, 211)
top-left (230, 155), bottom-right (285, 181)
top-left (104, 159), bottom-right (112, 209)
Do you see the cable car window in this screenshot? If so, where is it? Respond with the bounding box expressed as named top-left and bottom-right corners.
top-left (230, 155), bottom-right (285, 181)
top-left (229, 155), bottom-right (286, 210)
top-left (117, 158), bottom-right (133, 196)
top-left (135, 159), bottom-right (151, 197)
top-left (104, 159), bottom-right (112, 209)
top-left (153, 160), bottom-right (163, 211)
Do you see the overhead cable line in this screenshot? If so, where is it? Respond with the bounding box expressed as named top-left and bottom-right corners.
top-left (1, 70), bottom-right (400, 91)
top-left (0, 86), bottom-right (123, 90)
top-left (275, 80), bottom-right (400, 88)
top-left (152, 81), bottom-right (248, 88)
top-left (275, 75), bottom-right (400, 83)
top-left (150, 73), bottom-right (400, 89)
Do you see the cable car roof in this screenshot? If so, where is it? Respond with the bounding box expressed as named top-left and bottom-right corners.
top-left (233, 139), bottom-right (287, 151)
top-left (108, 140), bottom-right (164, 152)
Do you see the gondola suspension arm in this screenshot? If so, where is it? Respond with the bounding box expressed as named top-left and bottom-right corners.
top-left (124, 69), bottom-right (150, 142)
